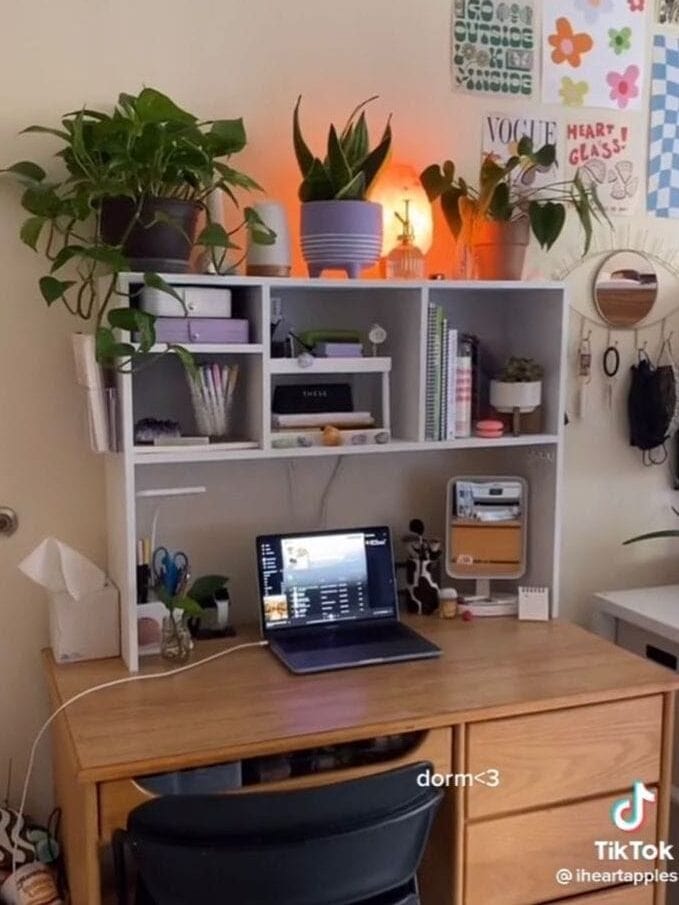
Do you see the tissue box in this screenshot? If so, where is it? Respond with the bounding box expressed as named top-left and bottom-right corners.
top-left (49, 583), bottom-right (120, 663)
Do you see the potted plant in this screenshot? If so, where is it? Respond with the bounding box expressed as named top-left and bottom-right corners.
top-left (624, 509), bottom-right (679, 547)
top-left (420, 137), bottom-right (609, 280)
top-left (2, 87), bottom-right (273, 367)
top-left (293, 96), bottom-right (391, 278)
top-left (155, 574), bottom-right (228, 663)
top-left (490, 357), bottom-right (544, 435)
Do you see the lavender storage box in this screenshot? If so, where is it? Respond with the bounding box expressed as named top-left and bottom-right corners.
top-left (138, 318), bottom-right (250, 344)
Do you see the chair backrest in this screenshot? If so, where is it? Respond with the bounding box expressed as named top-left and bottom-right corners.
top-left (125, 761), bottom-right (442, 905)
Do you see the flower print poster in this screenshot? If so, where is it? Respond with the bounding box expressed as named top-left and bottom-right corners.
top-left (542, 0), bottom-right (648, 110)
top-left (452, 0), bottom-right (536, 97)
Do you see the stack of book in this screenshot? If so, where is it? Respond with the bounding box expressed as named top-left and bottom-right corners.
top-left (425, 304), bottom-right (476, 441)
top-left (272, 411), bottom-right (375, 430)
top-left (298, 330), bottom-right (364, 358)
top-left (271, 383), bottom-right (383, 447)
top-left (313, 342), bottom-right (363, 358)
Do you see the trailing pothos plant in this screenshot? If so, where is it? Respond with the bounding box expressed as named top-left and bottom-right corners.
top-left (2, 88), bottom-right (274, 368)
top-left (155, 574), bottom-right (229, 620)
top-left (420, 136), bottom-right (610, 254)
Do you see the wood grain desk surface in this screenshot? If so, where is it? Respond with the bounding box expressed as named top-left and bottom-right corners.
top-left (43, 618), bottom-right (679, 783)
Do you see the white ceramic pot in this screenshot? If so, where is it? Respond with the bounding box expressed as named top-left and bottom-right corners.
top-left (490, 380), bottom-right (542, 413)
top-left (246, 200), bottom-right (292, 277)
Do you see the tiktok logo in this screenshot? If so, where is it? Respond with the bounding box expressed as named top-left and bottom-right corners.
top-left (610, 781), bottom-right (656, 832)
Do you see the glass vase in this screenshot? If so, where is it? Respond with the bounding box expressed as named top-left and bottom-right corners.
top-left (385, 238), bottom-right (425, 279)
top-left (161, 613), bottom-right (192, 663)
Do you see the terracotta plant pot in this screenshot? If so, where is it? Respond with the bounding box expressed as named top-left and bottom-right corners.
top-left (472, 217), bottom-right (529, 281)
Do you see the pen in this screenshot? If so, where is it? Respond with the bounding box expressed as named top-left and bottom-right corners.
top-left (206, 366), bottom-right (220, 434)
top-left (213, 362), bottom-right (225, 435)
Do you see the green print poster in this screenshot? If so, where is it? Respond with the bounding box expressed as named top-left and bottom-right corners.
top-left (452, 0), bottom-right (535, 97)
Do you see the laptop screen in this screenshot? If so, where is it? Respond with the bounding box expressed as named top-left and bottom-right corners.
top-left (256, 526), bottom-right (397, 632)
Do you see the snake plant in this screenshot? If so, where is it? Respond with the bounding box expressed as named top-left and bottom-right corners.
top-left (293, 96), bottom-right (392, 202)
top-left (624, 508), bottom-right (679, 545)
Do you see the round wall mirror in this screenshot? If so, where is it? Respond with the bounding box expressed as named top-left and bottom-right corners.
top-left (593, 251), bottom-right (658, 327)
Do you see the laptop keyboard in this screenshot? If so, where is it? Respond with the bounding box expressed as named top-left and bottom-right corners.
top-left (278, 623), bottom-right (412, 653)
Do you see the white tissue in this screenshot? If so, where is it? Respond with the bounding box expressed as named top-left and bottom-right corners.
top-left (18, 537), bottom-right (106, 601)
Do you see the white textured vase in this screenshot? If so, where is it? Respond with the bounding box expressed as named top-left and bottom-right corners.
top-left (246, 201), bottom-right (291, 277)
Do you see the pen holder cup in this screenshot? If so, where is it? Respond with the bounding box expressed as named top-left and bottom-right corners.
top-left (186, 366), bottom-right (237, 440)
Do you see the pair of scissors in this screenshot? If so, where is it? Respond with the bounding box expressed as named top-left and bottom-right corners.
top-left (152, 547), bottom-right (190, 596)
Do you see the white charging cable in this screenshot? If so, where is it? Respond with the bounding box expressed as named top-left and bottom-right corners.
top-left (12, 639), bottom-right (269, 876)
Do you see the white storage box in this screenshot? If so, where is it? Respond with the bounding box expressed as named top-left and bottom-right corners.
top-left (49, 583), bottom-right (120, 663)
top-left (140, 286), bottom-right (232, 318)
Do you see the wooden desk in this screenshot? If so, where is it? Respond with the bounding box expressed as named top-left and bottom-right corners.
top-left (44, 618), bottom-right (679, 905)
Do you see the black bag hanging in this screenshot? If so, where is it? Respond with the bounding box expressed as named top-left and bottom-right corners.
top-left (628, 353), bottom-right (671, 464)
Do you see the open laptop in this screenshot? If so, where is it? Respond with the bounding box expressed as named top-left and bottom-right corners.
top-left (255, 526), bottom-right (441, 674)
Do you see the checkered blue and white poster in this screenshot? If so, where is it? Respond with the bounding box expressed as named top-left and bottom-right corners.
top-left (648, 34), bottom-right (679, 217)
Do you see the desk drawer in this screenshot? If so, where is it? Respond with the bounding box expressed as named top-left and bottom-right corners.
top-left (466, 791), bottom-right (658, 905)
top-left (98, 727), bottom-right (452, 842)
top-left (467, 696), bottom-right (662, 818)
top-left (547, 886), bottom-right (654, 905)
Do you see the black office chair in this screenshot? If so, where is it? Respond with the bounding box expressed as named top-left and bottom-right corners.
top-left (112, 760), bottom-right (442, 905)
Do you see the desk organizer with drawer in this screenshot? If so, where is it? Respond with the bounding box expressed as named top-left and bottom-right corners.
top-left (140, 285), bottom-right (232, 317)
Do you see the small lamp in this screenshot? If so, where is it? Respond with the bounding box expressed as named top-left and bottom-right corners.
top-left (370, 163), bottom-right (433, 278)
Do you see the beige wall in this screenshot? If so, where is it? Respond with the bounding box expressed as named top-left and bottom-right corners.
top-left (1, 0), bottom-right (677, 818)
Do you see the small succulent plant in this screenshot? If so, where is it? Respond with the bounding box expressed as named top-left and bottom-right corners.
top-left (499, 356), bottom-right (544, 382)
top-left (293, 96), bottom-right (392, 202)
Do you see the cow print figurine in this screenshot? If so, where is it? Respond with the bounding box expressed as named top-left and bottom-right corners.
top-left (404, 518), bottom-right (441, 615)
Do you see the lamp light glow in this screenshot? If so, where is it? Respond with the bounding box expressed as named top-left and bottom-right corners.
top-left (369, 162), bottom-right (433, 256)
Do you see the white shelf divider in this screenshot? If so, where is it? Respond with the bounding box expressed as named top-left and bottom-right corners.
top-left (132, 433), bottom-right (560, 465)
top-left (133, 343), bottom-right (263, 355)
top-left (269, 356), bottom-right (391, 374)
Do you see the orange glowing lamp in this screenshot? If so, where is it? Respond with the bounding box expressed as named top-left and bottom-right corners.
top-left (370, 162), bottom-right (434, 256)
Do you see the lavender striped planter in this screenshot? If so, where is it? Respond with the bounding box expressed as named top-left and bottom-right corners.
top-left (300, 200), bottom-right (383, 279)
